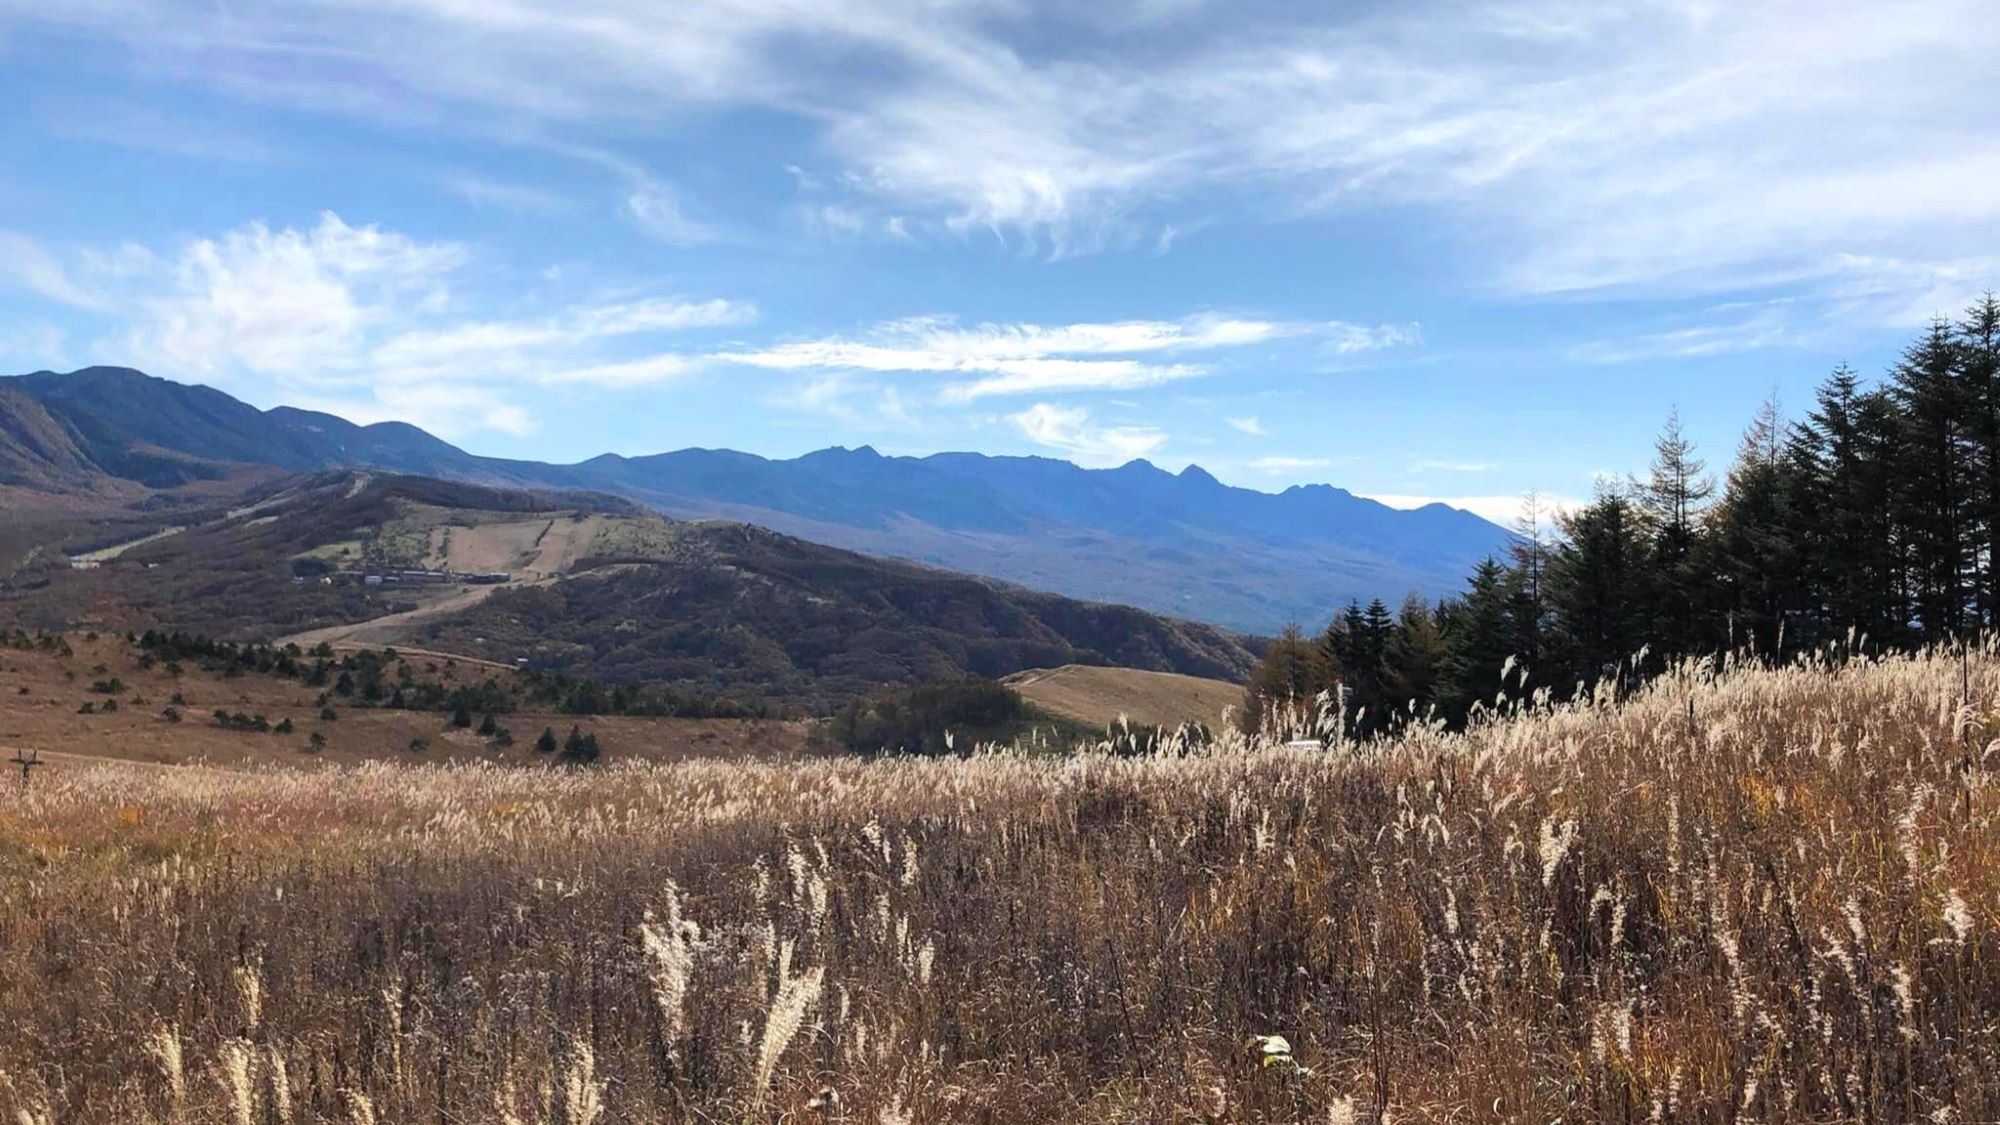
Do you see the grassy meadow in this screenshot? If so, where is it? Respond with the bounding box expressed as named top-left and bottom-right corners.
top-left (2, 644), bottom-right (1997, 1122)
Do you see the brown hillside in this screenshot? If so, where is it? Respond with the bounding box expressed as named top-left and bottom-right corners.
top-left (0, 633), bottom-right (808, 769)
top-left (1003, 663), bottom-right (1243, 729)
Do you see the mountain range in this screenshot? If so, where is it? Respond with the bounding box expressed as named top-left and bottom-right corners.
top-left (0, 366), bottom-right (1511, 631)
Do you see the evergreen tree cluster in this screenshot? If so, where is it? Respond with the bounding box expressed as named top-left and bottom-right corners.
top-left (1244, 298), bottom-right (2000, 735)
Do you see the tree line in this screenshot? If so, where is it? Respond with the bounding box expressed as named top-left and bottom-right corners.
top-left (1243, 296), bottom-right (2000, 736)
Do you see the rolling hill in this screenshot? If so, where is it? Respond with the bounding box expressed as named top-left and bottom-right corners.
top-left (0, 470), bottom-right (1258, 711)
top-left (0, 631), bottom-right (811, 768)
top-left (1003, 664), bottom-right (1246, 730)
top-left (3, 366), bottom-right (1511, 631)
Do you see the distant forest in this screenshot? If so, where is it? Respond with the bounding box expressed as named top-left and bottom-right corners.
top-left (1244, 295), bottom-right (2000, 735)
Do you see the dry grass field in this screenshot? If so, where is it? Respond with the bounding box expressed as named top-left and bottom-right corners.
top-left (1004, 664), bottom-right (1244, 729)
top-left (2, 644), bottom-right (1999, 1122)
top-left (0, 633), bottom-right (808, 768)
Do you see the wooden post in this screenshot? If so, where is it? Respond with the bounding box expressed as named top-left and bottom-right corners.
top-left (9, 748), bottom-right (43, 794)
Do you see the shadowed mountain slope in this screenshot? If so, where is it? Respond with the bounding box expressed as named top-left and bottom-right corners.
top-left (4, 367), bottom-right (1511, 630)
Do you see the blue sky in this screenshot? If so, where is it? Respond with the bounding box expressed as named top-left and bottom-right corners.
top-left (2, 0), bottom-right (1997, 522)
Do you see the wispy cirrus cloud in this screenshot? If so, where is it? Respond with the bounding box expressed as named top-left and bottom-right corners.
top-left (1226, 416), bottom-right (1267, 436)
top-left (625, 180), bottom-right (717, 245)
top-left (1245, 455), bottom-right (1333, 475)
top-left (1008, 402), bottom-right (1167, 466)
top-left (448, 176), bottom-right (577, 216)
top-left (10, 0), bottom-right (1992, 316)
top-left (721, 314), bottom-right (1409, 403)
top-left (0, 231), bottom-right (106, 310)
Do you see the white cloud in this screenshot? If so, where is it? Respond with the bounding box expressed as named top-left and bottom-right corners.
top-left (448, 176), bottom-right (575, 215)
top-left (1009, 402), bottom-right (1167, 466)
top-left (16, 0), bottom-right (1986, 309)
top-left (720, 313), bottom-right (1397, 401)
top-left (1328, 322), bottom-right (1423, 354)
top-left (539, 353), bottom-right (701, 388)
top-left (1246, 455), bottom-right (1332, 474)
top-left (373, 297), bottom-right (754, 372)
top-left (16, 212), bottom-right (750, 436)
top-left (128, 213), bottom-right (467, 378)
top-left (1226, 416), bottom-right (1267, 436)
top-left (626, 180), bottom-right (715, 245)
top-left (0, 231), bottom-right (104, 309)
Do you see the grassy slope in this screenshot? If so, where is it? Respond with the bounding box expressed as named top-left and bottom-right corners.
top-left (2, 647), bottom-right (1996, 1122)
top-left (420, 521), bottom-right (1259, 710)
top-left (1003, 663), bottom-right (1244, 729)
top-left (0, 633), bottom-right (808, 768)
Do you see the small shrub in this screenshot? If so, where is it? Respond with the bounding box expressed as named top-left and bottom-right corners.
top-left (212, 711), bottom-right (271, 733)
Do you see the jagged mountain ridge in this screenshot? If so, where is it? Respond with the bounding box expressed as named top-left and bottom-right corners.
top-left (2, 366), bottom-right (1511, 630)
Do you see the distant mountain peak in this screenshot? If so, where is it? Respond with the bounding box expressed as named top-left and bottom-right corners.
top-left (3, 366), bottom-right (1511, 631)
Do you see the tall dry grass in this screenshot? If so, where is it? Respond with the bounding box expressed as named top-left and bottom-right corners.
top-left (1, 644), bottom-right (1998, 1121)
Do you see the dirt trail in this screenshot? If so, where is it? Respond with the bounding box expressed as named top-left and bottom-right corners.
top-left (280, 583), bottom-right (515, 650)
top-left (70, 525), bottom-right (186, 563)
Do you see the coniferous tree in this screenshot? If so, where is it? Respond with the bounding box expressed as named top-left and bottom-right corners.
top-left (1636, 410), bottom-right (1715, 657)
top-left (1709, 396), bottom-right (1803, 655)
top-left (1382, 594), bottom-right (1446, 721)
top-left (1546, 487), bottom-right (1648, 692)
top-left (1234, 309), bottom-right (2000, 739)
top-left (1959, 295), bottom-right (2000, 626)
top-left (1890, 319), bottom-right (1975, 637)
top-left (1439, 558), bottom-right (1518, 721)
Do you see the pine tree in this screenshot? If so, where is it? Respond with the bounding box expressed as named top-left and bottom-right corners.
top-left (1439, 558), bottom-right (1518, 721)
top-left (535, 727), bottom-right (558, 754)
top-left (1636, 410), bottom-right (1715, 657)
top-left (1709, 395), bottom-right (1802, 656)
top-left (1546, 487), bottom-right (1647, 691)
top-left (1792, 370), bottom-right (1909, 648)
top-left (1382, 594), bottom-right (1445, 720)
top-left (1890, 319), bottom-right (1975, 638)
top-left (1958, 295), bottom-right (2000, 627)
top-left (562, 728), bottom-right (601, 765)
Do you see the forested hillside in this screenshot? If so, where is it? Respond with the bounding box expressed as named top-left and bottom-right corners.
top-left (1244, 296), bottom-right (2000, 733)
top-left (418, 522), bottom-right (1259, 710)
